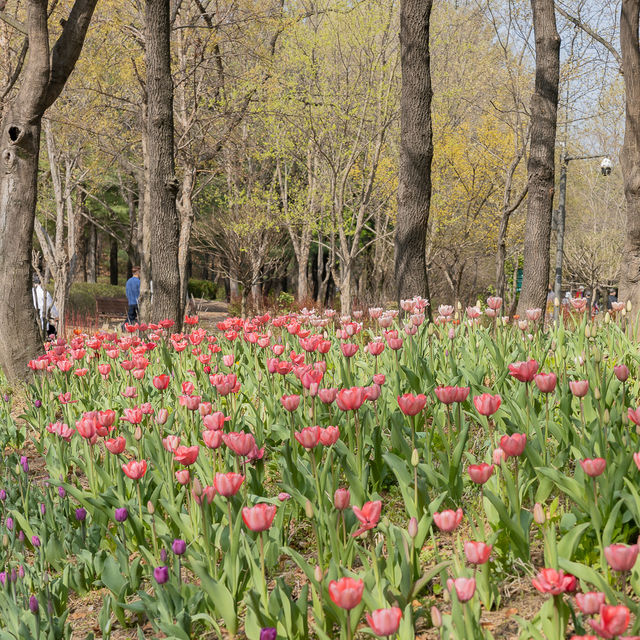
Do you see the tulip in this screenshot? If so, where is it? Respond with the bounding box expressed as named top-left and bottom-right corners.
top-left (340, 343), bottom-right (359, 358)
top-left (319, 426), bottom-right (340, 446)
top-left (163, 435), bottom-right (181, 453)
top-left (175, 470), bottom-right (190, 485)
top-left (580, 458), bottom-right (606, 477)
top-left (473, 393), bottom-right (501, 416)
top-left (154, 566), bottom-right (169, 584)
top-left (570, 380), bottom-right (589, 397)
top-left (173, 445), bottom-right (199, 466)
top-left (352, 500), bottom-right (382, 536)
top-left (588, 604), bottom-right (630, 639)
top-left (487, 296), bottom-right (502, 310)
top-left (464, 541), bottom-right (492, 565)
top-left (433, 508), bottom-right (463, 532)
top-left (328, 576), bottom-right (364, 610)
top-left (172, 539), bottom-right (187, 555)
top-left (260, 629), bottom-right (277, 640)
top-left (334, 488), bottom-right (350, 511)
top-left (318, 388), bottom-right (338, 404)
top-left (435, 386), bottom-right (470, 404)
top-left (615, 364), bottom-right (630, 382)
top-left (397, 393), bottom-right (427, 416)
top-left (629, 407), bottom-right (640, 426)
top-left (336, 387), bottom-right (367, 411)
top-left (604, 543), bottom-right (639, 572)
top-left (122, 459), bottom-right (147, 480)
top-left (214, 472), bottom-right (245, 497)
top-left (447, 577), bottom-right (476, 602)
top-left (114, 508), bottom-right (128, 522)
top-left (634, 452), bottom-right (640, 471)
top-left (242, 503), bottom-right (277, 532)
top-left (223, 432), bottom-right (256, 457)
top-left (508, 359), bottom-right (538, 383)
top-left (467, 463), bottom-right (494, 484)
top-left (280, 394), bottom-right (301, 412)
top-left (203, 429), bottom-right (223, 449)
top-left (366, 607), bottom-right (402, 637)
top-left (203, 411), bottom-right (230, 430)
top-left (492, 448), bottom-right (506, 464)
top-left (295, 426), bottom-right (322, 449)
top-left (575, 592), bottom-right (606, 615)
top-left (105, 436), bottom-right (126, 455)
top-left (499, 433), bottom-right (526, 458)
top-left (532, 568), bottom-right (577, 595)
top-left (534, 372), bottom-right (557, 393)
top-left (29, 595), bottom-right (39, 614)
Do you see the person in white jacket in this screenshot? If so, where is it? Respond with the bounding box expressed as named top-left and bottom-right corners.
top-left (32, 277), bottom-right (58, 337)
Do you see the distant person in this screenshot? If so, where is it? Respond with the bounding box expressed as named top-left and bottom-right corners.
top-left (126, 266), bottom-right (141, 324)
top-left (607, 289), bottom-right (618, 311)
top-left (32, 276), bottom-right (58, 337)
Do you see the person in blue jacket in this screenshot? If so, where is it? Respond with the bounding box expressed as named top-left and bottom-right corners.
top-left (125, 266), bottom-right (141, 324)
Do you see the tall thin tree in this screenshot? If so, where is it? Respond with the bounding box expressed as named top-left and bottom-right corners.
top-left (395, 0), bottom-right (433, 303)
top-left (517, 0), bottom-right (560, 314)
top-left (0, 0), bottom-right (99, 380)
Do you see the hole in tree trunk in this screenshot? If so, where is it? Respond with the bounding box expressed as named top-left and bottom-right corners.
top-left (8, 126), bottom-right (21, 142)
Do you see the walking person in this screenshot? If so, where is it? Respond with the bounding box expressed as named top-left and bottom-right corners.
top-left (125, 266), bottom-right (141, 325)
top-left (32, 276), bottom-right (58, 338)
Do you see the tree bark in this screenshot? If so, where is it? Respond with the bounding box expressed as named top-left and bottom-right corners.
top-left (86, 220), bottom-right (97, 283)
top-left (0, 0), bottom-right (98, 380)
top-left (145, 0), bottom-right (180, 325)
top-left (110, 236), bottom-right (118, 285)
top-left (517, 0), bottom-right (560, 314)
top-left (619, 0), bottom-right (640, 308)
top-left (395, 0), bottom-right (433, 302)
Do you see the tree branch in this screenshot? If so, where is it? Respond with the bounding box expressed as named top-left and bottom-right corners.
top-left (0, 10), bottom-right (27, 34)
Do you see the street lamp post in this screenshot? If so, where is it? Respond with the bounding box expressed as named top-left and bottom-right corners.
top-left (553, 152), bottom-right (612, 323)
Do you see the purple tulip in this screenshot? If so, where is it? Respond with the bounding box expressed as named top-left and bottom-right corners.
top-left (31, 536), bottom-right (40, 548)
top-left (10, 569), bottom-right (16, 583)
top-left (153, 566), bottom-right (169, 584)
top-left (0, 490), bottom-right (6, 501)
top-left (75, 508), bottom-right (87, 522)
top-left (3, 394), bottom-right (9, 402)
top-left (0, 572), bottom-right (6, 587)
top-left (29, 595), bottom-right (39, 614)
top-left (172, 539), bottom-right (186, 556)
top-left (5, 517), bottom-right (13, 531)
top-left (160, 549), bottom-right (167, 563)
top-left (18, 566), bottom-right (24, 579)
top-left (20, 456), bottom-right (29, 473)
top-left (34, 400), bottom-right (42, 409)
top-left (58, 487), bottom-right (66, 499)
top-left (260, 628), bottom-right (277, 640)
top-left (114, 508), bottom-right (128, 523)
top-left (18, 531), bottom-right (24, 543)
top-left (40, 503), bottom-right (46, 516)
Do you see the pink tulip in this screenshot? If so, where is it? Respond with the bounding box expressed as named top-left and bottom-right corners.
top-left (447, 577), bottom-right (476, 602)
top-left (318, 388), bottom-right (338, 404)
top-left (162, 435), bottom-right (180, 453)
top-left (473, 393), bottom-right (501, 416)
top-left (352, 500), bottom-right (382, 537)
top-left (508, 359), bottom-right (538, 383)
top-left (295, 426), bottom-right (322, 449)
top-left (397, 393), bottom-right (427, 416)
top-left (433, 508), bottom-right (463, 532)
top-left (203, 411), bottom-right (230, 431)
top-left (334, 488), bottom-right (350, 511)
top-left (203, 429), bottom-right (223, 449)
top-left (319, 426), bottom-right (340, 446)
top-left (213, 472), bottom-right (244, 497)
top-left (175, 469), bottom-right (190, 485)
top-left (366, 607), bottom-right (402, 637)
top-left (634, 452), bottom-right (640, 471)
top-left (532, 568), bottom-right (577, 595)
top-left (105, 436), bottom-right (126, 455)
top-left (580, 458), bottom-right (606, 477)
top-left (628, 407), bottom-right (640, 426)
top-left (242, 503), bottom-right (277, 532)
top-left (122, 459), bottom-right (147, 480)
top-left (223, 432), bottom-right (256, 457)
top-left (467, 463), bottom-right (494, 484)
top-left (588, 604), bottom-right (630, 639)
top-left (614, 364), bottom-right (630, 382)
top-left (604, 543), bottom-right (639, 572)
top-left (575, 592), bottom-right (606, 615)
top-left (340, 343), bottom-right (359, 358)
top-left (435, 386), bottom-right (470, 404)
top-left (464, 541), bottom-right (492, 565)
top-left (486, 296), bottom-right (502, 310)
top-left (280, 394), bottom-right (301, 412)
top-left (534, 372), bottom-right (557, 393)
top-left (336, 387), bottom-right (366, 411)
top-left (499, 433), bottom-right (526, 458)
top-left (492, 448), bottom-right (506, 464)
top-left (329, 577), bottom-right (364, 610)
top-left (570, 380), bottom-right (589, 397)
top-left (368, 341), bottom-right (385, 356)
top-left (173, 445), bottom-right (199, 466)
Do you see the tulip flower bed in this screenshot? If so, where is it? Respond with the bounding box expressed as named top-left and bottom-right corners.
top-left (1, 299), bottom-right (640, 638)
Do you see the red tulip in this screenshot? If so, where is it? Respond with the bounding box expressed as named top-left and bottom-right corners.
top-left (588, 604), bottom-right (630, 639)
top-left (433, 508), bottom-right (463, 532)
top-left (532, 568), bottom-right (577, 595)
top-left (604, 543), bottom-right (639, 572)
top-left (281, 394), bottom-right (301, 412)
top-left (203, 411), bottom-right (230, 431)
top-left (340, 343), bottom-right (359, 358)
top-left (366, 607), bottom-right (402, 636)
top-left (152, 374), bottom-right (170, 390)
top-left (328, 577), bottom-right (364, 610)
top-left (615, 364), bottom-right (630, 382)
top-left (397, 393), bottom-right (427, 416)
top-left (499, 433), bottom-right (526, 458)
top-left (76, 416), bottom-right (97, 440)
top-left (569, 380), bottom-right (589, 397)
top-left (295, 426), bottom-right (322, 449)
top-left (334, 488), bottom-right (350, 511)
top-left (223, 432), bottom-right (256, 457)
top-left (575, 592), bottom-right (606, 615)
top-left (162, 435), bottom-right (180, 452)
top-left (467, 463), bottom-right (494, 484)
top-left (464, 541), bottom-right (492, 565)
top-left (580, 458), bottom-right (606, 477)
top-left (105, 436), bottom-right (126, 455)
top-left (97, 410), bottom-right (116, 428)
top-left (368, 341), bottom-right (385, 356)
top-left (173, 445), bottom-right (199, 466)
top-left (447, 577), bottom-right (476, 602)
top-left (508, 359), bottom-right (538, 383)
top-left (336, 387), bottom-right (367, 411)
top-left (473, 393), bottom-right (501, 416)
top-left (364, 384), bottom-right (381, 402)
top-left (242, 503), bottom-right (277, 532)
top-left (175, 469), bottom-right (190, 485)
top-left (629, 407), bottom-right (640, 426)
top-left (214, 472), bottom-right (244, 497)
top-left (534, 372), bottom-right (557, 393)
top-left (122, 407), bottom-right (143, 424)
top-left (319, 426), bottom-right (340, 446)
top-left (318, 388), bottom-right (338, 404)
top-left (352, 500), bottom-right (382, 537)
top-left (435, 386), bottom-right (470, 404)
top-left (122, 459), bottom-right (147, 480)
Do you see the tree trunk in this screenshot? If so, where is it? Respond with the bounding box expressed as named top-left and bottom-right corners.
top-left (178, 167), bottom-right (196, 311)
top-left (86, 221), bottom-right (97, 283)
top-left (145, 0), bottom-right (180, 325)
top-left (619, 0), bottom-right (640, 308)
top-left (110, 236), bottom-right (119, 285)
top-left (517, 0), bottom-right (560, 314)
top-left (395, 0), bottom-right (434, 302)
top-left (0, 0), bottom-right (98, 379)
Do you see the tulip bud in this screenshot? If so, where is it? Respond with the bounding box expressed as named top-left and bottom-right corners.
top-left (147, 501), bottom-right (155, 515)
top-left (603, 409), bottom-right (610, 424)
top-left (408, 517), bottom-right (418, 539)
top-left (622, 308), bottom-right (627, 317)
top-left (457, 301), bottom-right (462, 310)
top-left (305, 499), bottom-right (314, 519)
top-left (604, 312), bottom-right (611, 324)
top-left (551, 339), bottom-right (557, 351)
top-left (2, 535), bottom-right (7, 548)
top-left (554, 296), bottom-right (560, 306)
top-left (593, 347), bottom-right (601, 363)
top-left (314, 565), bottom-right (323, 582)
top-left (192, 478), bottom-right (203, 497)
top-left (533, 503), bottom-right (545, 525)
top-left (411, 449), bottom-right (419, 467)
top-left (134, 426), bottom-right (143, 441)
top-left (431, 606), bottom-right (442, 628)
top-left (627, 300), bottom-right (633, 312)
top-left (427, 323), bottom-right (435, 336)
top-left (594, 386), bottom-right (601, 400)
top-left (585, 325), bottom-right (591, 338)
